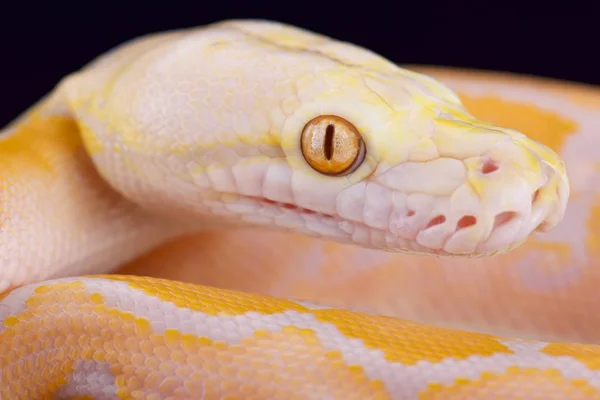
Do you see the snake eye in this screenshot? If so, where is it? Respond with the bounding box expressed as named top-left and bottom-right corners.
top-left (300, 115), bottom-right (366, 176)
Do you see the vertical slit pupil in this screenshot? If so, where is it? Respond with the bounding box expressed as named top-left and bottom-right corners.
top-left (324, 124), bottom-right (335, 160)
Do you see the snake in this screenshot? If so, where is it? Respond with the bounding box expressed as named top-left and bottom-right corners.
top-left (1, 18), bottom-right (599, 399)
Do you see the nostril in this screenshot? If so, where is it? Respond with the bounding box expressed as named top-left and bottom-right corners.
top-left (493, 211), bottom-right (517, 229)
top-left (481, 159), bottom-right (499, 174)
top-left (457, 215), bottom-right (477, 230)
top-left (406, 210), bottom-right (415, 217)
top-left (425, 215), bottom-right (446, 229)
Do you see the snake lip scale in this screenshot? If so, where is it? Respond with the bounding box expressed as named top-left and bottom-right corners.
top-left (220, 152), bottom-right (567, 256)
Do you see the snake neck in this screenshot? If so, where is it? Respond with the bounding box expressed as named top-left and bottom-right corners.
top-left (0, 90), bottom-right (194, 292)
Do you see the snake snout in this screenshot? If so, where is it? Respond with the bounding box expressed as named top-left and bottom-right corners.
top-left (470, 136), bottom-right (570, 255)
top-left (368, 134), bottom-right (570, 257)
top-left (520, 159), bottom-right (569, 239)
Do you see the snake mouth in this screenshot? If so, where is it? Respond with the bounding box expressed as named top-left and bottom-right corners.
top-left (226, 194), bottom-right (456, 256)
top-left (223, 147), bottom-right (568, 258)
top-left (226, 169), bottom-right (565, 257)
top-left (260, 198), bottom-right (336, 219)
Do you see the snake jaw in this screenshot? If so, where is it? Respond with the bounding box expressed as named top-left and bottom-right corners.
top-left (354, 122), bottom-right (570, 257)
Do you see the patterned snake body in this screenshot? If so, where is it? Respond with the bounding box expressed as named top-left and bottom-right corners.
top-left (0, 19), bottom-right (598, 399)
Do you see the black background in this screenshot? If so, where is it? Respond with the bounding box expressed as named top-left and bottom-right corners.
top-left (1, 3), bottom-right (596, 126)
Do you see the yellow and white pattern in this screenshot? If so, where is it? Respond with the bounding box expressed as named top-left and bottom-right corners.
top-left (0, 19), bottom-right (598, 399)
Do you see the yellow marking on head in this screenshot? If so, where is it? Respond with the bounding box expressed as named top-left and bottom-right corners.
top-left (224, 20), bottom-right (399, 74)
top-left (0, 279), bottom-right (391, 399)
top-left (457, 93), bottom-right (578, 153)
top-left (419, 367), bottom-right (600, 399)
top-left (311, 309), bottom-right (513, 365)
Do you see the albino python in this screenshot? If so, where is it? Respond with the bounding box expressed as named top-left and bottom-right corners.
top-left (1, 19), bottom-right (599, 399)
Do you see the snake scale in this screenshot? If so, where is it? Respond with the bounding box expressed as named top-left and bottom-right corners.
top-left (1, 19), bottom-right (600, 399)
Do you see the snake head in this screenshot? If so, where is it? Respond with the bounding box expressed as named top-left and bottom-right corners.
top-left (275, 67), bottom-right (570, 256)
top-left (66, 19), bottom-right (570, 257)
